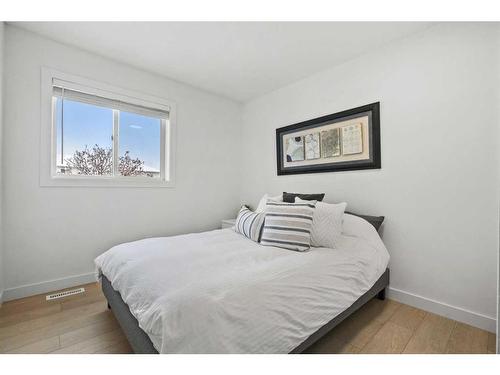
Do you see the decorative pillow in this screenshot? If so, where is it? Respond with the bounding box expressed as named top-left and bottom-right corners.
top-left (283, 192), bottom-right (325, 203)
top-left (296, 198), bottom-right (347, 249)
top-left (260, 200), bottom-right (316, 252)
top-left (255, 193), bottom-right (283, 213)
top-left (345, 211), bottom-right (384, 231)
top-left (234, 206), bottom-right (266, 242)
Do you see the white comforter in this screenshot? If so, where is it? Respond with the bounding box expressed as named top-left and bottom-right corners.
top-left (95, 228), bottom-right (389, 353)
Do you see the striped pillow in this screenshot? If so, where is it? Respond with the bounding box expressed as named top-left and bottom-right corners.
top-left (234, 206), bottom-right (266, 242)
top-left (260, 200), bottom-right (316, 251)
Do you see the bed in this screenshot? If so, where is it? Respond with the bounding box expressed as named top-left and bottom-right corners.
top-left (96, 225), bottom-right (390, 354)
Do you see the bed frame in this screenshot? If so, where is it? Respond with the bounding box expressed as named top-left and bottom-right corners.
top-left (102, 268), bottom-right (389, 354)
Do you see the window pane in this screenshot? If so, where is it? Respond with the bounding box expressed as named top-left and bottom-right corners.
top-left (119, 111), bottom-right (161, 178)
top-left (55, 98), bottom-right (113, 175)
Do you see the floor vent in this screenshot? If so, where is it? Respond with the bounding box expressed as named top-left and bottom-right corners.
top-left (46, 287), bottom-right (85, 301)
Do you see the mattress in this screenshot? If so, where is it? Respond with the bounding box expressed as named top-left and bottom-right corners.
top-left (95, 228), bottom-right (389, 354)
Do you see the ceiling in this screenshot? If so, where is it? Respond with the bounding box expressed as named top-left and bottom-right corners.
top-left (15, 22), bottom-right (433, 102)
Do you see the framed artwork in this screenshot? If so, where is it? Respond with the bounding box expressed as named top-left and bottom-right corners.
top-left (276, 102), bottom-right (381, 175)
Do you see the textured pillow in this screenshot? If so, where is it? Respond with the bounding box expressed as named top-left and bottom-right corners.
top-left (255, 193), bottom-right (283, 212)
top-left (296, 198), bottom-right (347, 249)
top-left (260, 200), bottom-right (316, 251)
top-left (283, 192), bottom-right (325, 203)
top-left (234, 206), bottom-right (266, 242)
top-left (345, 211), bottom-right (384, 231)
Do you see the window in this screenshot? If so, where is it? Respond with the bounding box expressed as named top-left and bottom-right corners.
top-left (41, 68), bottom-right (175, 187)
top-left (54, 97), bottom-right (114, 176)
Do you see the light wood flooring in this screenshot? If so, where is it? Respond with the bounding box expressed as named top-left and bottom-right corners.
top-left (0, 282), bottom-right (496, 354)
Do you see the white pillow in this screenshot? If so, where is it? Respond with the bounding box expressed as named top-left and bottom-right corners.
top-left (256, 193), bottom-right (283, 212)
top-left (296, 197), bottom-right (347, 249)
top-left (342, 213), bottom-right (382, 244)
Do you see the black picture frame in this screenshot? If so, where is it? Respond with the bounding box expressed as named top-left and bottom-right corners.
top-left (276, 102), bottom-right (381, 176)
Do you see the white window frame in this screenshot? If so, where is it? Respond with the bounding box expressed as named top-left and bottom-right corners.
top-left (40, 67), bottom-right (176, 188)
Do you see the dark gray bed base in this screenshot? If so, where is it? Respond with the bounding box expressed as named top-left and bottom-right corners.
top-left (102, 268), bottom-right (389, 354)
top-left (102, 276), bottom-right (158, 354)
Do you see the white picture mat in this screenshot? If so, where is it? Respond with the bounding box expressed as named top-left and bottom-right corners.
top-left (282, 115), bottom-right (370, 168)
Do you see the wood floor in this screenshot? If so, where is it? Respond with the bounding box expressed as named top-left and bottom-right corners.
top-left (0, 282), bottom-right (496, 354)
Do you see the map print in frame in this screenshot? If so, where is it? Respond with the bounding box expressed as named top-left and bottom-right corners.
top-left (276, 102), bottom-right (380, 175)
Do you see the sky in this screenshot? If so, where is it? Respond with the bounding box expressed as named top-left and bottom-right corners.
top-left (55, 98), bottom-right (161, 171)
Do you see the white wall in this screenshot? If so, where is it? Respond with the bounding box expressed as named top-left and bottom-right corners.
top-left (0, 22), bottom-right (5, 303)
top-left (1, 25), bottom-right (242, 299)
top-left (497, 26), bottom-right (500, 352)
top-left (240, 23), bottom-right (499, 331)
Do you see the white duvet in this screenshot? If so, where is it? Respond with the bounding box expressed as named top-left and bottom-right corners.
top-left (95, 227), bottom-right (389, 353)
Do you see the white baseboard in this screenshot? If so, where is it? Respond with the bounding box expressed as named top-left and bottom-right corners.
top-left (388, 287), bottom-right (496, 333)
top-left (2, 272), bottom-right (97, 302)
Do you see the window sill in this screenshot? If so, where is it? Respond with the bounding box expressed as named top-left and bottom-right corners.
top-left (40, 175), bottom-right (175, 188)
